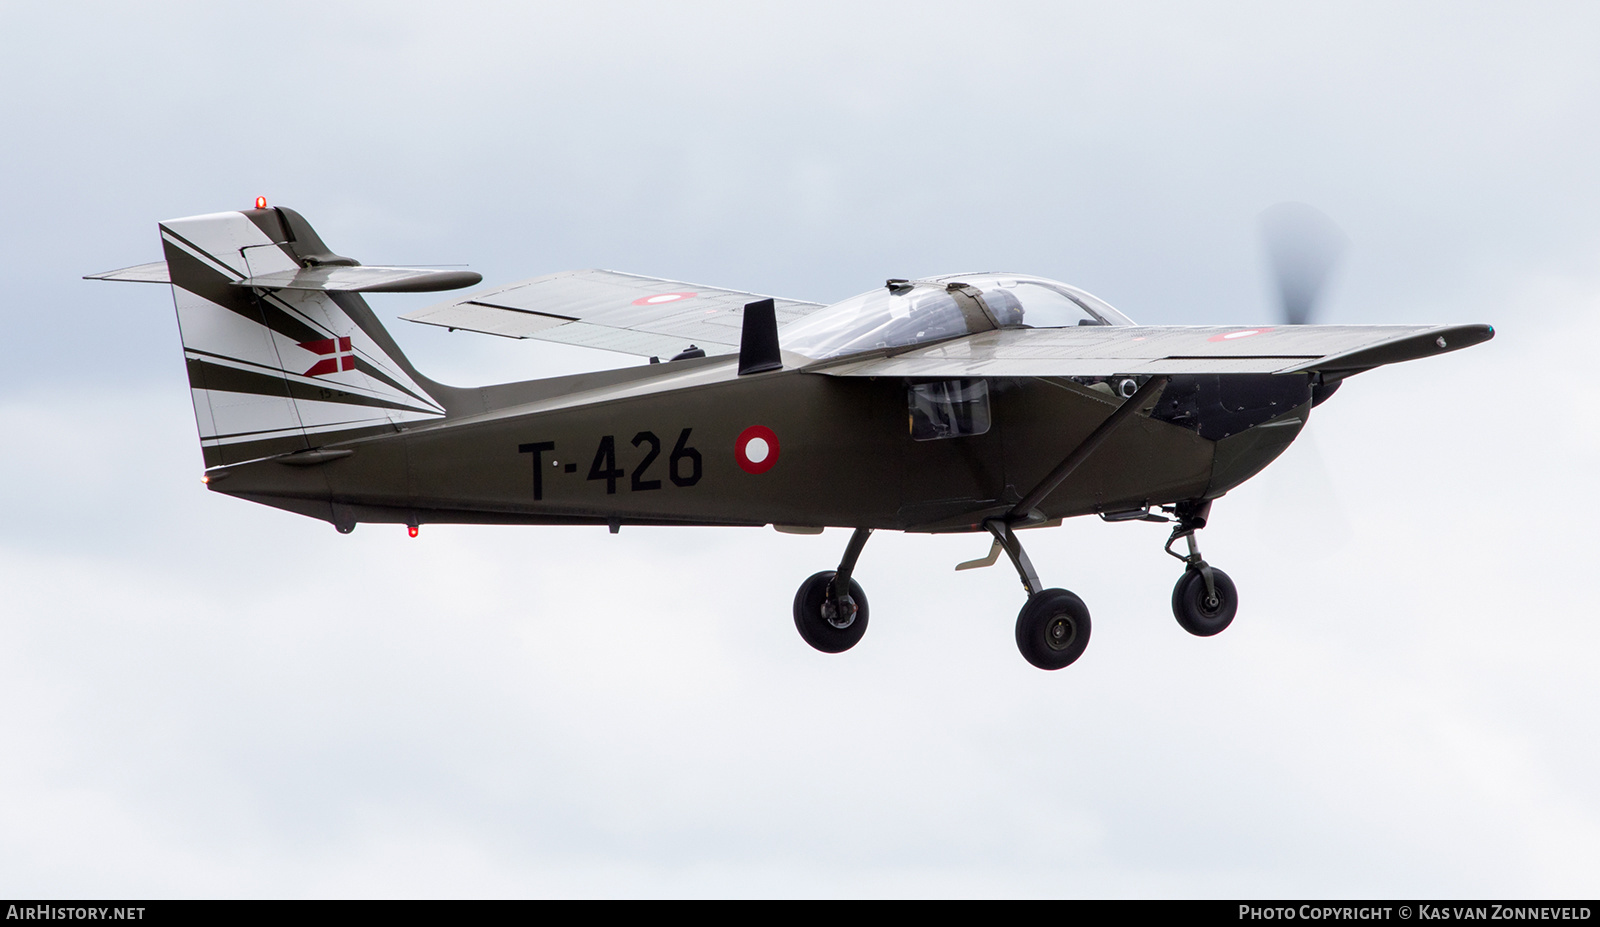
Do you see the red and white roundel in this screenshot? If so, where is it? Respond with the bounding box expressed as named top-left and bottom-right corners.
top-left (735, 425), bottom-right (780, 475)
top-left (631, 292), bottom-right (698, 306)
top-left (1207, 327), bottom-right (1273, 343)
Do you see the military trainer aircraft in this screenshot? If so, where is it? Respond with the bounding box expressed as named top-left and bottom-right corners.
top-left (90, 202), bottom-right (1492, 670)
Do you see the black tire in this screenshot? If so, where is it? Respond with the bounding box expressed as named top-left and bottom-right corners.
top-left (1171, 566), bottom-right (1238, 637)
top-left (1014, 588), bottom-right (1092, 670)
top-left (793, 571), bottom-right (869, 654)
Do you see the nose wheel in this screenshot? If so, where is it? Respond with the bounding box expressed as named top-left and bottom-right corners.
top-left (1171, 566), bottom-right (1237, 636)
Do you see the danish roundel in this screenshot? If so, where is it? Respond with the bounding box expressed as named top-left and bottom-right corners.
top-left (631, 292), bottom-right (697, 306)
top-left (735, 425), bottom-right (780, 475)
top-left (1207, 327), bottom-right (1273, 342)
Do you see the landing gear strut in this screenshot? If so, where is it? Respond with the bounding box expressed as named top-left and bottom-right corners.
top-left (977, 377), bottom-right (1174, 671)
top-left (793, 527), bottom-right (872, 653)
top-left (1163, 500), bottom-right (1238, 637)
top-left (985, 519), bottom-right (1092, 670)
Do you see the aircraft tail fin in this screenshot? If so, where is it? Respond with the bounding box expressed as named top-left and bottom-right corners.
top-left (151, 206), bottom-right (460, 468)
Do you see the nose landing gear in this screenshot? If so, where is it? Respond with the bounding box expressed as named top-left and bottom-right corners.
top-left (1163, 500), bottom-right (1238, 636)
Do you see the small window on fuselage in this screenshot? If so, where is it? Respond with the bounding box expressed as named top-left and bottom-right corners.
top-left (908, 379), bottom-right (991, 441)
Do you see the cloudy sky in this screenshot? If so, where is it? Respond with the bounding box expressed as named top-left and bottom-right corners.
top-left (2, 1), bottom-right (1598, 898)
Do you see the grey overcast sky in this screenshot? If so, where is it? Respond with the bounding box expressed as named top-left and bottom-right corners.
top-left (2, 1), bottom-right (1598, 898)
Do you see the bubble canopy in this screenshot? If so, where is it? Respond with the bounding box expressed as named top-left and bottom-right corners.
top-left (780, 273), bottom-right (1135, 361)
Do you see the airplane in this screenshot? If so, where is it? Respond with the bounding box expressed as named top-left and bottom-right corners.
top-left (88, 201), bottom-right (1493, 670)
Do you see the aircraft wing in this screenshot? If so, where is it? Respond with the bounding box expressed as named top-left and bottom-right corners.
top-left (400, 269), bottom-right (826, 358)
top-left (809, 323), bottom-right (1493, 378)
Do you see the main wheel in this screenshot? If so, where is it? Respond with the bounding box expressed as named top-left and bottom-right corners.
top-left (1171, 566), bottom-right (1238, 636)
top-left (793, 571), bottom-right (869, 653)
top-left (1014, 588), bottom-right (1092, 670)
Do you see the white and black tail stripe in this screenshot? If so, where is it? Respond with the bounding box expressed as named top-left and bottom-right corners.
top-left (159, 209), bottom-right (447, 468)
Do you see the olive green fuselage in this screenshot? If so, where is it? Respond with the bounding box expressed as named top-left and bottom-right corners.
top-left (208, 355), bottom-right (1305, 533)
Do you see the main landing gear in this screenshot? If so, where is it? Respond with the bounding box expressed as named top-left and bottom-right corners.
top-left (790, 522), bottom-right (1094, 670)
top-left (983, 519), bottom-right (1092, 670)
top-left (1162, 500), bottom-right (1238, 637)
top-left (792, 527), bottom-right (872, 653)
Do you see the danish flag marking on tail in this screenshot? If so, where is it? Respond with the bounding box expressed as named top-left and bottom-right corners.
top-left (299, 336), bottom-right (356, 376)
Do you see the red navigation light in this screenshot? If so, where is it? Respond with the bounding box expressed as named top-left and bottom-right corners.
top-left (408, 525), bottom-right (419, 538)
top-left (255, 196), bottom-right (267, 209)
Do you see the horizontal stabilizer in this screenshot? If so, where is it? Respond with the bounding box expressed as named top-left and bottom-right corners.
top-left (85, 262), bottom-right (481, 294)
top-left (84, 261), bottom-right (170, 284)
top-left (234, 266), bottom-right (483, 293)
